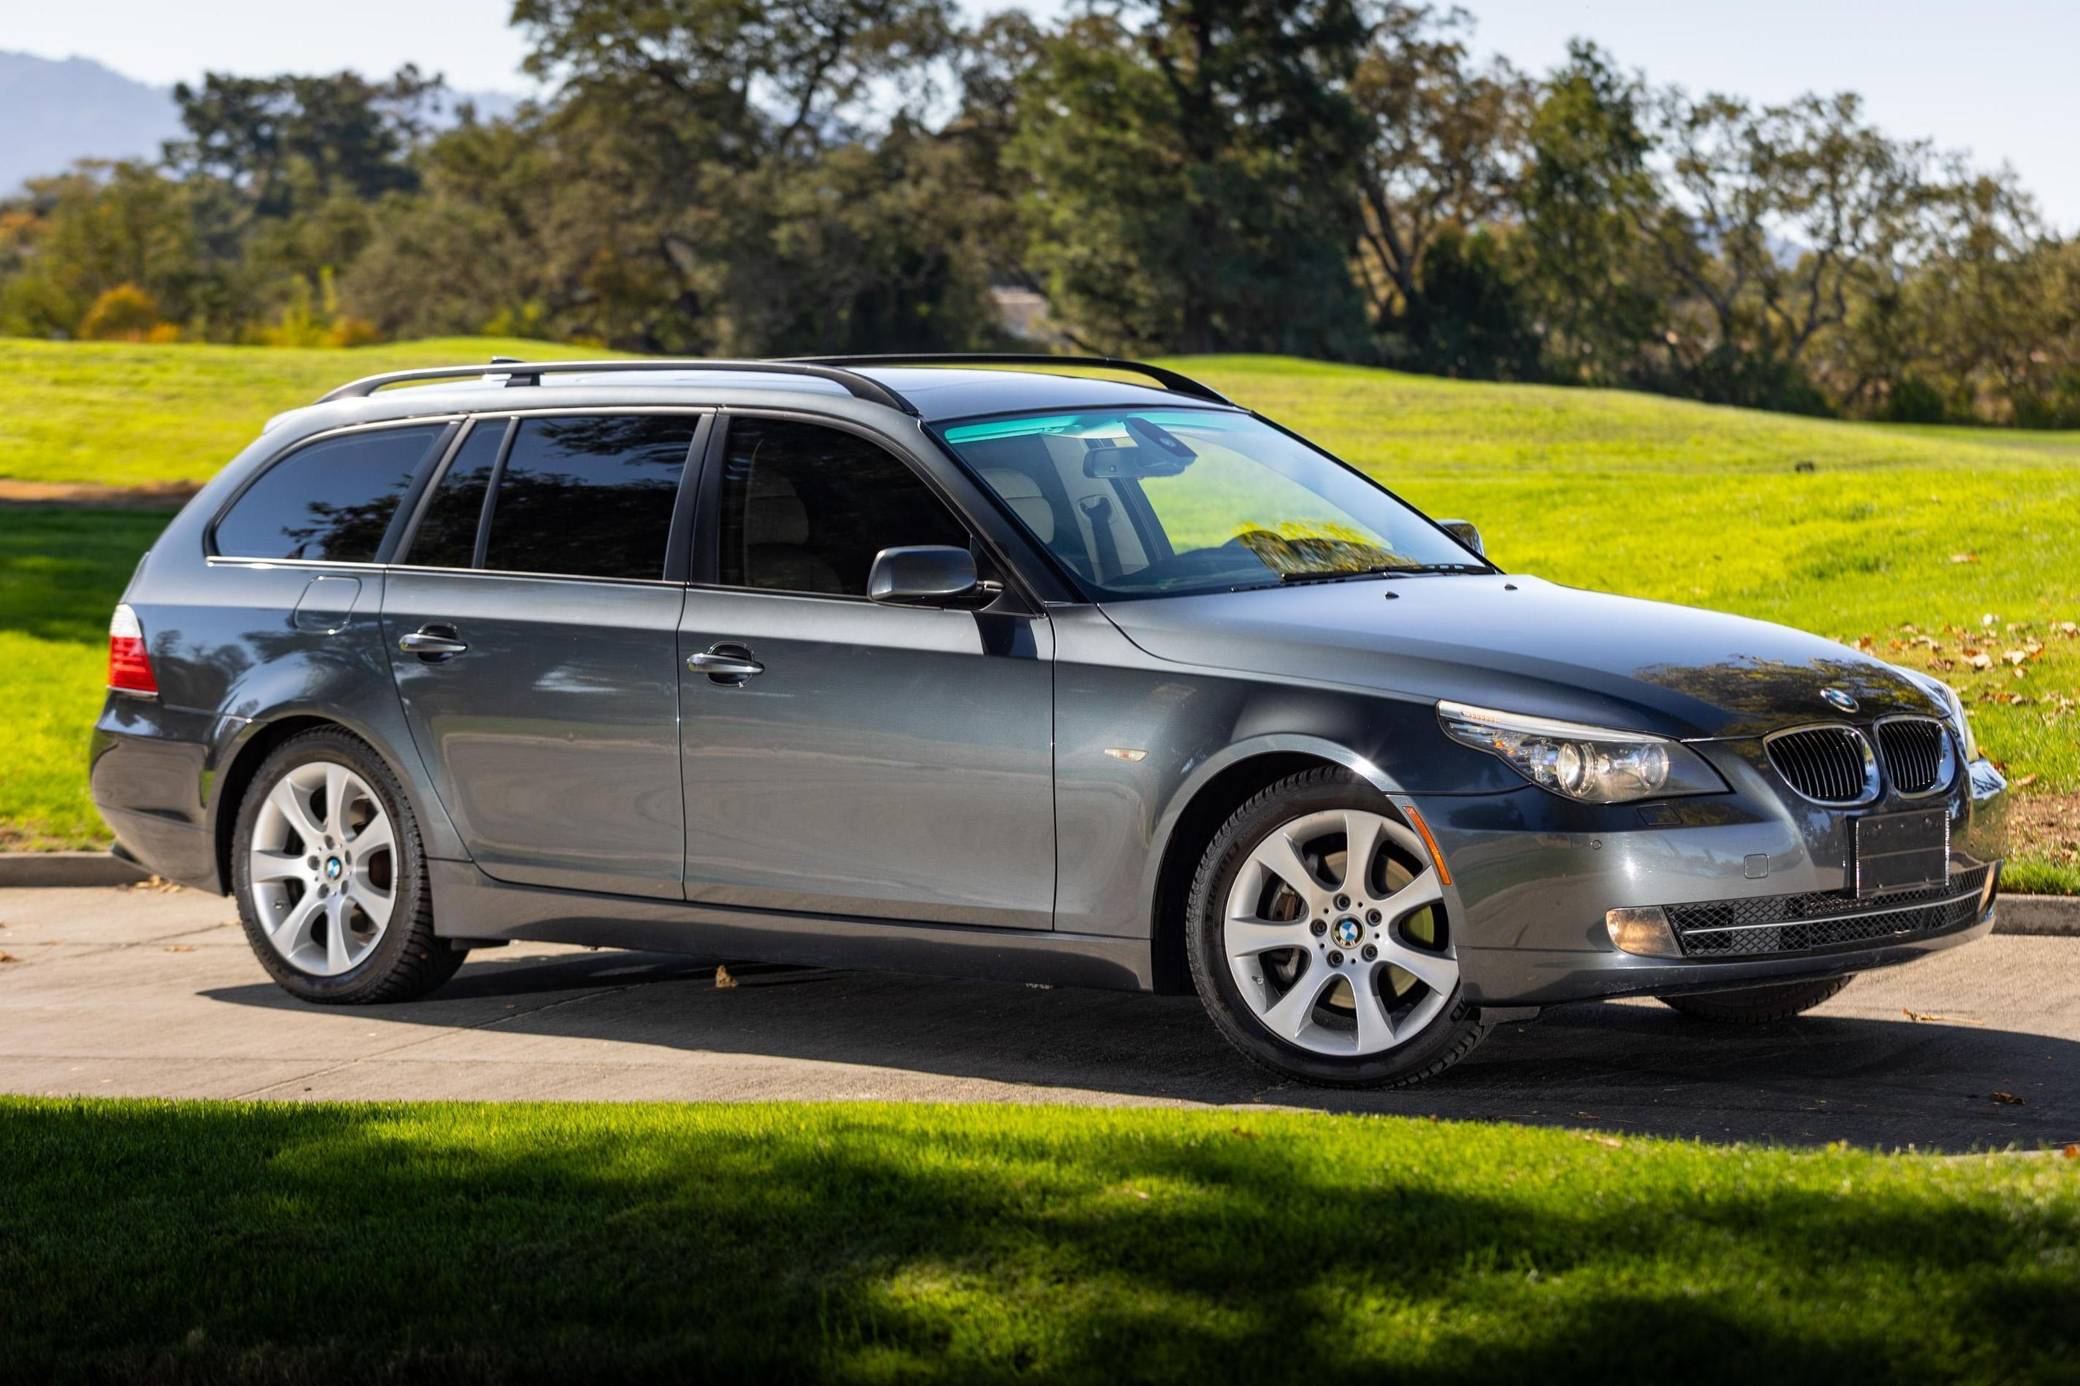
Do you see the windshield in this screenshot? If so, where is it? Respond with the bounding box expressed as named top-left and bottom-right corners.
top-left (936, 408), bottom-right (1485, 598)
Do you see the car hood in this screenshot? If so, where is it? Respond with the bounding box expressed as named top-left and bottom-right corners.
top-left (1097, 574), bottom-right (1941, 740)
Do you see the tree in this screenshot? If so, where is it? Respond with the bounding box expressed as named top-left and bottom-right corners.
top-left (1516, 42), bottom-right (1667, 384)
top-left (163, 67), bottom-right (446, 220)
top-left (0, 162), bottom-right (210, 338)
top-left (1008, 0), bottom-right (1375, 357)
top-left (1348, 5), bottom-right (1527, 329)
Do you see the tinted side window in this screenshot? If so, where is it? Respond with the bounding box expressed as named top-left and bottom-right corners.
top-left (482, 415), bottom-right (695, 580)
top-left (718, 419), bottom-right (969, 596)
top-left (406, 421), bottom-right (504, 569)
top-left (214, 425), bottom-right (443, 562)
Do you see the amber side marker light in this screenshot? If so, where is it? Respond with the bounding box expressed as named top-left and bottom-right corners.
top-left (1401, 804), bottom-right (1453, 887)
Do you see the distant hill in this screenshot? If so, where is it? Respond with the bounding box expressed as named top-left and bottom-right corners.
top-left (0, 51), bottom-right (181, 192)
top-left (0, 49), bottom-right (521, 195)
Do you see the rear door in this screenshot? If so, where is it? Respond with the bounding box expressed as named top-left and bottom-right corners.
top-left (383, 411), bottom-right (703, 899)
top-left (677, 414), bottom-right (1056, 929)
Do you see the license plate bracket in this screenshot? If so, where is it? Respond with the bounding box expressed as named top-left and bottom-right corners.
top-left (1853, 809), bottom-right (1950, 898)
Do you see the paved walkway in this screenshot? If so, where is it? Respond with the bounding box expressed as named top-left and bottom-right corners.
top-left (2, 884), bottom-right (2074, 1150)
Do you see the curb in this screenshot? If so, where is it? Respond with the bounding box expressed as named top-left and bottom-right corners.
top-left (1994, 893), bottom-right (2080, 937)
top-left (1, 853), bottom-right (2078, 934)
top-left (0, 852), bottom-right (149, 888)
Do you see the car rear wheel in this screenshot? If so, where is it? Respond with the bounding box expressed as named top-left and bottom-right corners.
top-left (1656, 975), bottom-right (1853, 1022)
top-left (1185, 768), bottom-right (1488, 1087)
top-left (232, 728), bottom-right (462, 1004)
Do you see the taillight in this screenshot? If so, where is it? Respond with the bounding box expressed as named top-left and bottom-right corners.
top-left (108, 603), bottom-right (159, 697)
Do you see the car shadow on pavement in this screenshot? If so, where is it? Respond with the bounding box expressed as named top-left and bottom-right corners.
top-left (204, 948), bottom-right (2078, 1152)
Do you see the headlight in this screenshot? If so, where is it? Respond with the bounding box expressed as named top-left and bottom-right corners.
top-left (1437, 700), bottom-right (1727, 804)
top-left (1899, 668), bottom-right (1976, 761)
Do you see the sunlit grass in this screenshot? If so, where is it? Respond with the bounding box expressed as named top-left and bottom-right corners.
top-left (0, 509), bottom-right (168, 847)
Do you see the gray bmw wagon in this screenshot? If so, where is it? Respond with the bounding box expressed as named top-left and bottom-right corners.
top-left (91, 355), bottom-right (2008, 1086)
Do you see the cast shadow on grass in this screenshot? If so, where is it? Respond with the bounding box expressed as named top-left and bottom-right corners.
top-left (204, 946), bottom-right (2079, 1153)
top-left (3, 1099), bottom-right (2075, 1383)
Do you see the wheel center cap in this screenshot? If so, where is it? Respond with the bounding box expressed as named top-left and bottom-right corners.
top-left (324, 857), bottom-right (343, 881)
top-left (1331, 917), bottom-right (1362, 948)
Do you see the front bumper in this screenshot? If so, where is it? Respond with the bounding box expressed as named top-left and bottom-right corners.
top-left (1406, 743), bottom-right (2008, 1007)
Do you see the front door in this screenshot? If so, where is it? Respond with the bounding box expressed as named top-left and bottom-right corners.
top-left (384, 412), bottom-right (702, 899)
top-left (679, 415), bottom-right (1055, 929)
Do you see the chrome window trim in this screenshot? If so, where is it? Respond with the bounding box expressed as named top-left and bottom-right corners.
top-left (205, 416), bottom-right (464, 562)
top-left (1873, 713), bottom-right (1958, 800)
top-left (1760, 721), bottom-right (1881, 807)
top-left (206, 553), bottom-right (683, 590)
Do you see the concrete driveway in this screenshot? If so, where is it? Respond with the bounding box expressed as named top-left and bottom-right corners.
top-left (2, 883), bottom-right (2074, 1151)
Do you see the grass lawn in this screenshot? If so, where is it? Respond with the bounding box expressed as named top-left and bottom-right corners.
top-left (0, 508), bottom-right (170, 847)
top-left (0, 340), bottom-right (2074, 888)
top-left (1, 1098), bottom-right (2075, 1381)
top-left (0, 336), bottom-right (610, 489)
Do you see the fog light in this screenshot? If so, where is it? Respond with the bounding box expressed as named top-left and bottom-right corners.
top-left (1605, 906), bottom-right (1680, 958)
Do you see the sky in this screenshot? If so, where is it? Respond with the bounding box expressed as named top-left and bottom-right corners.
top-left (5, 0), bottom-right (2075, 229)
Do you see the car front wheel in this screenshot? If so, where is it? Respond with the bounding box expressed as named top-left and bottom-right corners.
top-left (231, 728), bottom-right (462, 1004)
top-left (1185, 768), bottom-right (1489, 1087)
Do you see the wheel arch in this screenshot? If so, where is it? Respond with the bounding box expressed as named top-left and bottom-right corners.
top-left (208, 712), bottom-right (427, 896)
top-left (1144, 736), bottom-right (1406, 994)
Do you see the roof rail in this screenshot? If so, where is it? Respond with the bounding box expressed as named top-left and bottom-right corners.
top-left (313, 359), bottom-right (921, 414)
top-left (773, 353), bottom-right (1234, 406)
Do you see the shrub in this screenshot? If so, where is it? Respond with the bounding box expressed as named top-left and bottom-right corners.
top-left (78, 284), bottom-right (162, 341)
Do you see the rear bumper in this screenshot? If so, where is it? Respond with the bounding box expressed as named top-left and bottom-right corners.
top-left (1409, 748), bottom-right (2008, 1007)
top-left (89, 697), bottom-right (225, 891)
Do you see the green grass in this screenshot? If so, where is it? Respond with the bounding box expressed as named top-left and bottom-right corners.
top-left (2, 1099), bottom-right (2074, 1381)
top-left (0, 336), bottom-right (613, 488)
top-left (0, 342), bottom-right (2074, 887)
top-left (0, 508), bottom-right (170, 846)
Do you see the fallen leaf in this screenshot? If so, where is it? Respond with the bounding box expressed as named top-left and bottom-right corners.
top-left (2014, 774), bottom-right (2039, 788)
top-left (714, 964), bottom-right (737, 990)
top-left (1229, 1127), bottom-right (1261, 1140)
top-left (2064, 1144), bottom-right (2078, 1159)
top-left (1967, 653), bottom-right (1993, 671)
top-left (163, 944), bottom-right (196, 953)
top-left (0, 951), bottom-right (16, 964)
top-left (1901, 1008), bottom-right (1986, 1026)
top-left (1948, 553), bottom-right (1978, 564)
top-left (1989, 1091), bottom-right (2026, 1106)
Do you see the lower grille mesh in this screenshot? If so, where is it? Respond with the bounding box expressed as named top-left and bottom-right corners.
top-left (1666, 867), bottom-right (1989, 957)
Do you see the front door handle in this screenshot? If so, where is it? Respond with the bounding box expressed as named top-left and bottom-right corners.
top-left (687, 645), bottom-right (764, 684)
top-left (399, 626), bottom-right (470, 659)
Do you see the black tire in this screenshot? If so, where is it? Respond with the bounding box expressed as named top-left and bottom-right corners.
top-left (231, 728), bottom-right (463, 1004)
top-left (1184, 767), bottom-right (1489, 1088)
top-left (1656, 974), bottom-right (1854, 1022)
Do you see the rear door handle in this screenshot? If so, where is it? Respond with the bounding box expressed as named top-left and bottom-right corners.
top-left (686, 646), bottom-right (763, 682)
top-left (399, 626), bottom-right (469, 659)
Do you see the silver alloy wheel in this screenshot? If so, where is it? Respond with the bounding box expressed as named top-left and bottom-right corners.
top-left (1223, 808), bottom-right (1456, 1057)
top-left (247, 761), bottom-right (397, 977)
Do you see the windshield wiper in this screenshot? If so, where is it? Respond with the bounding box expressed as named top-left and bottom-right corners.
top-left (1277, 562), bottom-right (1489, 586)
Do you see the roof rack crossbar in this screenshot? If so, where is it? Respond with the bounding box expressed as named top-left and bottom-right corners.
top-left (771, 353), bottom-right (1234, 406)
top-left (314, 359), bottom-right (920, 414)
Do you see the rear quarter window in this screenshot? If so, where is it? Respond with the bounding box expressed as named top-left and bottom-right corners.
top-left (214, 425), bottom-right (447, 563)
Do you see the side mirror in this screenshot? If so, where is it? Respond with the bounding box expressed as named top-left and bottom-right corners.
top-left (1436, 519), bottom-right (1484, 557)
top-left (867, 545), bottom-right (992, 606)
